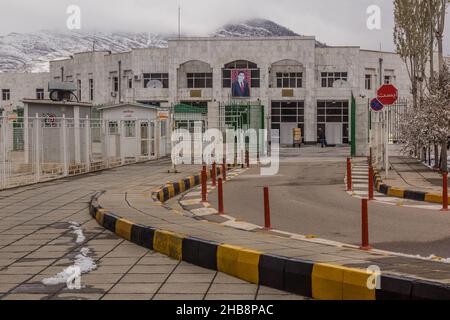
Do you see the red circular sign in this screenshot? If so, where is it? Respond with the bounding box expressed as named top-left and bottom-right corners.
top-left (377, 84), bottom-right (398, 105)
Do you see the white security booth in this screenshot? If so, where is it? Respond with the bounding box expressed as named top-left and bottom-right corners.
top-left (97, 103), bottom-right (168, 163)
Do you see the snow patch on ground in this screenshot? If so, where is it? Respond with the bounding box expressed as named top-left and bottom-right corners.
top-left (42, 247), bottom-right (97, 287)
top-left (412, 254), bottom-right (450, 264)
top-left (42, 222), bottom-right (96, 288)
top-left (69, 222), bottom-right (85, 244)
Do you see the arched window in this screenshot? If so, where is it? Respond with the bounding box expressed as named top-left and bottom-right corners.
top-left (270, 60), bottom-right (304, 88)
top-left (222, 60), bottom-right (260, 88)
top-left (178, 60), bottom-right (213, 89)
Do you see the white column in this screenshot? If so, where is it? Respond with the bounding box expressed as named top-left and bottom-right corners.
top-left (155, 120), bottom-right (161, 159)
top-left (1, 114), bottom-right (8, 188)
top-left (84, 115), bottom-right (91, 172)
top-left (74, 106), bottom-right (81, 163)
top-left (103, 120), bottom-right (110, 168)
top-left (120, 120), bottom-right (125, 165)
top-left (62, 115), bottom-right (69, 176)
top-left (24, 106), bottom-right (29, 163)
top-left (34, 114), bottom-right (41, 182)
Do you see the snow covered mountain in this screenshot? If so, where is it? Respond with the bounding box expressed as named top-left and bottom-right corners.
top-left (214, 18), bottom-right (299, 37)
top-left (0, 19), bottom-right (324, 73)
top-left (0, 31), bottom-right (168, 73)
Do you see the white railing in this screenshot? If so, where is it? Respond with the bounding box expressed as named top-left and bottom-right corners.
top-left (0, 116), bottom-right (164, 190)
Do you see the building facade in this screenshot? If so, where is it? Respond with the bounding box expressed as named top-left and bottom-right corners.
top-left (1, 36), bottom-right (418, 146)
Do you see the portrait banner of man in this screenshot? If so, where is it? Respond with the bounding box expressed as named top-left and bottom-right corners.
top-left (231, 69), bottom-right (251, 97)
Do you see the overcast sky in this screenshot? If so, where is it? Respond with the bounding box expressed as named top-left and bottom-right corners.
top-left (0, 0), bottom-right (449, 54)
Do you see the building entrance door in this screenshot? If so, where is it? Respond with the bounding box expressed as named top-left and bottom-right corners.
top-left (280, 123), bottom-right (298, 145)
top-left (140, 122), bottom-right (149, 156)
top-left (325, 123), bottom-right (343, 145)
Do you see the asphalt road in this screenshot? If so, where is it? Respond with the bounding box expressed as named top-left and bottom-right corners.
top-left (208, 147), bottom-right (450, 258)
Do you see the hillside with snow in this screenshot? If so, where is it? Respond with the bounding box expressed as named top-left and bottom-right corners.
top-left (0, 19), bottom-right (324, 73)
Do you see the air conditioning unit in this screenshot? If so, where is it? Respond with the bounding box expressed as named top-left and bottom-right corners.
top-left (111, 92), bottom-right (117, 97)
top-left (134, 75), bottom-right (141, 81)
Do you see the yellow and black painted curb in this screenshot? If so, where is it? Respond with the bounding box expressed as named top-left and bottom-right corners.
top-left (89, 191), bottom-right (450, 300)
top-left (152, 166), bottom-right (224, 203)
top-left (374, 171), bottom-right (449, 204)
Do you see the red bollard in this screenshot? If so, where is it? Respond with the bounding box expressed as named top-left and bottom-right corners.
top-left (347, 157), bottom-right (352, 191)
top-left (263, 186), bottom-right (272, 230)
top-left (218, 178), bottom-right (224, 215)
top-left (368, 166), bottom-right (374, 200)
top-left (212, 162), bottom-right (217, 187)
top-left (442, 172), bottom-right (448, 212)
top-left (222, 160), bottom-right (227, 182)
top-left (360, 199), bottom-right (371, 250)
top-left (201, 165), bottom-right (207, 203)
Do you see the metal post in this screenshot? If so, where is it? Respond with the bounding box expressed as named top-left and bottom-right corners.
top-left (222, 159), bottom-right (227, 182)
top-left (385, 109), bottom-right (389, 178)
top-left (201, 165), bottom-right (207, 203)
top-left (212, 161), bottom-right (216, 187)
top-left (360, 199), bottom-right (371, 250)
top-left (369, 165), bottom-right (374, 200)
top-left (218, 177), bottom-right (224, 215)
top-left (346, 157), bottom-right (352, 192)
top-left (263, 186), bottom-right (271, 230)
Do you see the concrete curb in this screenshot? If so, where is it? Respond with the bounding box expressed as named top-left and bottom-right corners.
top-left (89, 182), bottom-right (450, 300)
top-left (152, 165), bottom-right (240, 203)
top-left (374, 171), bottom-right (449, 205)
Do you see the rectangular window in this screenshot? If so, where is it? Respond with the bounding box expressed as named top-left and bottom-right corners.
top-left (2, 89), bottom-right (10, 101)
top-left (320, 72), bottom-right (348, 88)
top-left (187, 73), bottom-right (213, 89)
top-left (124, 120), bottom-right (136, 137)
top-left (384, 75), bottom-right (392, 84)
top-left (36, 88), bottom-right (44, 100)
top-left (128, 78), bottom-right (133, 89)
top-left (161, 120), bottom-right (167, 137)
top-left (143, 73), bottom-right (169, 88)
top-left (77, 79), bottom-right (81, 100)
top-left (89, 79), bottom-right (94, 101)
top-left (113, 77), bottom-right (119, 92)
top-left (108, 121), bottom-right (119, 134)
top-left (276, 72), bottom-right (303, 88)
top-left (365, 75), bottom-right (372, 90)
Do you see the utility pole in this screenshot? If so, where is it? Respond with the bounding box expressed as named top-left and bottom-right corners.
top-left (178, 4), bottom-right (181, 38)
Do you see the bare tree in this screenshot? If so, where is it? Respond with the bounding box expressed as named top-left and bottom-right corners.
top-left (394, 0), bottom-right (431, 109)
top-left (433, 0), bottom-right (449, 171)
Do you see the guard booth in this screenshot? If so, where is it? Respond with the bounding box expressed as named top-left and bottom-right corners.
top-left (97, 103), bottom-right (162, 163)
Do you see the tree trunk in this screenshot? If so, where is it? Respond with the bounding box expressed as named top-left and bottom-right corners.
top-left (428, 145), bottom-right (432, 166)
top-left (429, 0), bottom-right (434, 81)
top-left (435, 143), bottom-right (440, 168)
top-left (442, 141), bottom-right (448, 172)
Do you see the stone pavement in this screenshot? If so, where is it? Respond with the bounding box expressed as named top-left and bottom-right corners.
top-left (381, 156), bottom-right (447, 194)
top-left (97, 161), bottom-right (450, 285)
top-left (0, 159), bottom-right (305, 300)
top-left (349, 158), bottom-right (443, 209)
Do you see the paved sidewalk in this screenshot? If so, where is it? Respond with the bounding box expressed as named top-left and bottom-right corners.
top-left (381, 156), bottom-right (447, 194)
top-left (98, 163), bottom-right (450, 286)
top-left (0, 160), bottom-right (306, 300)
